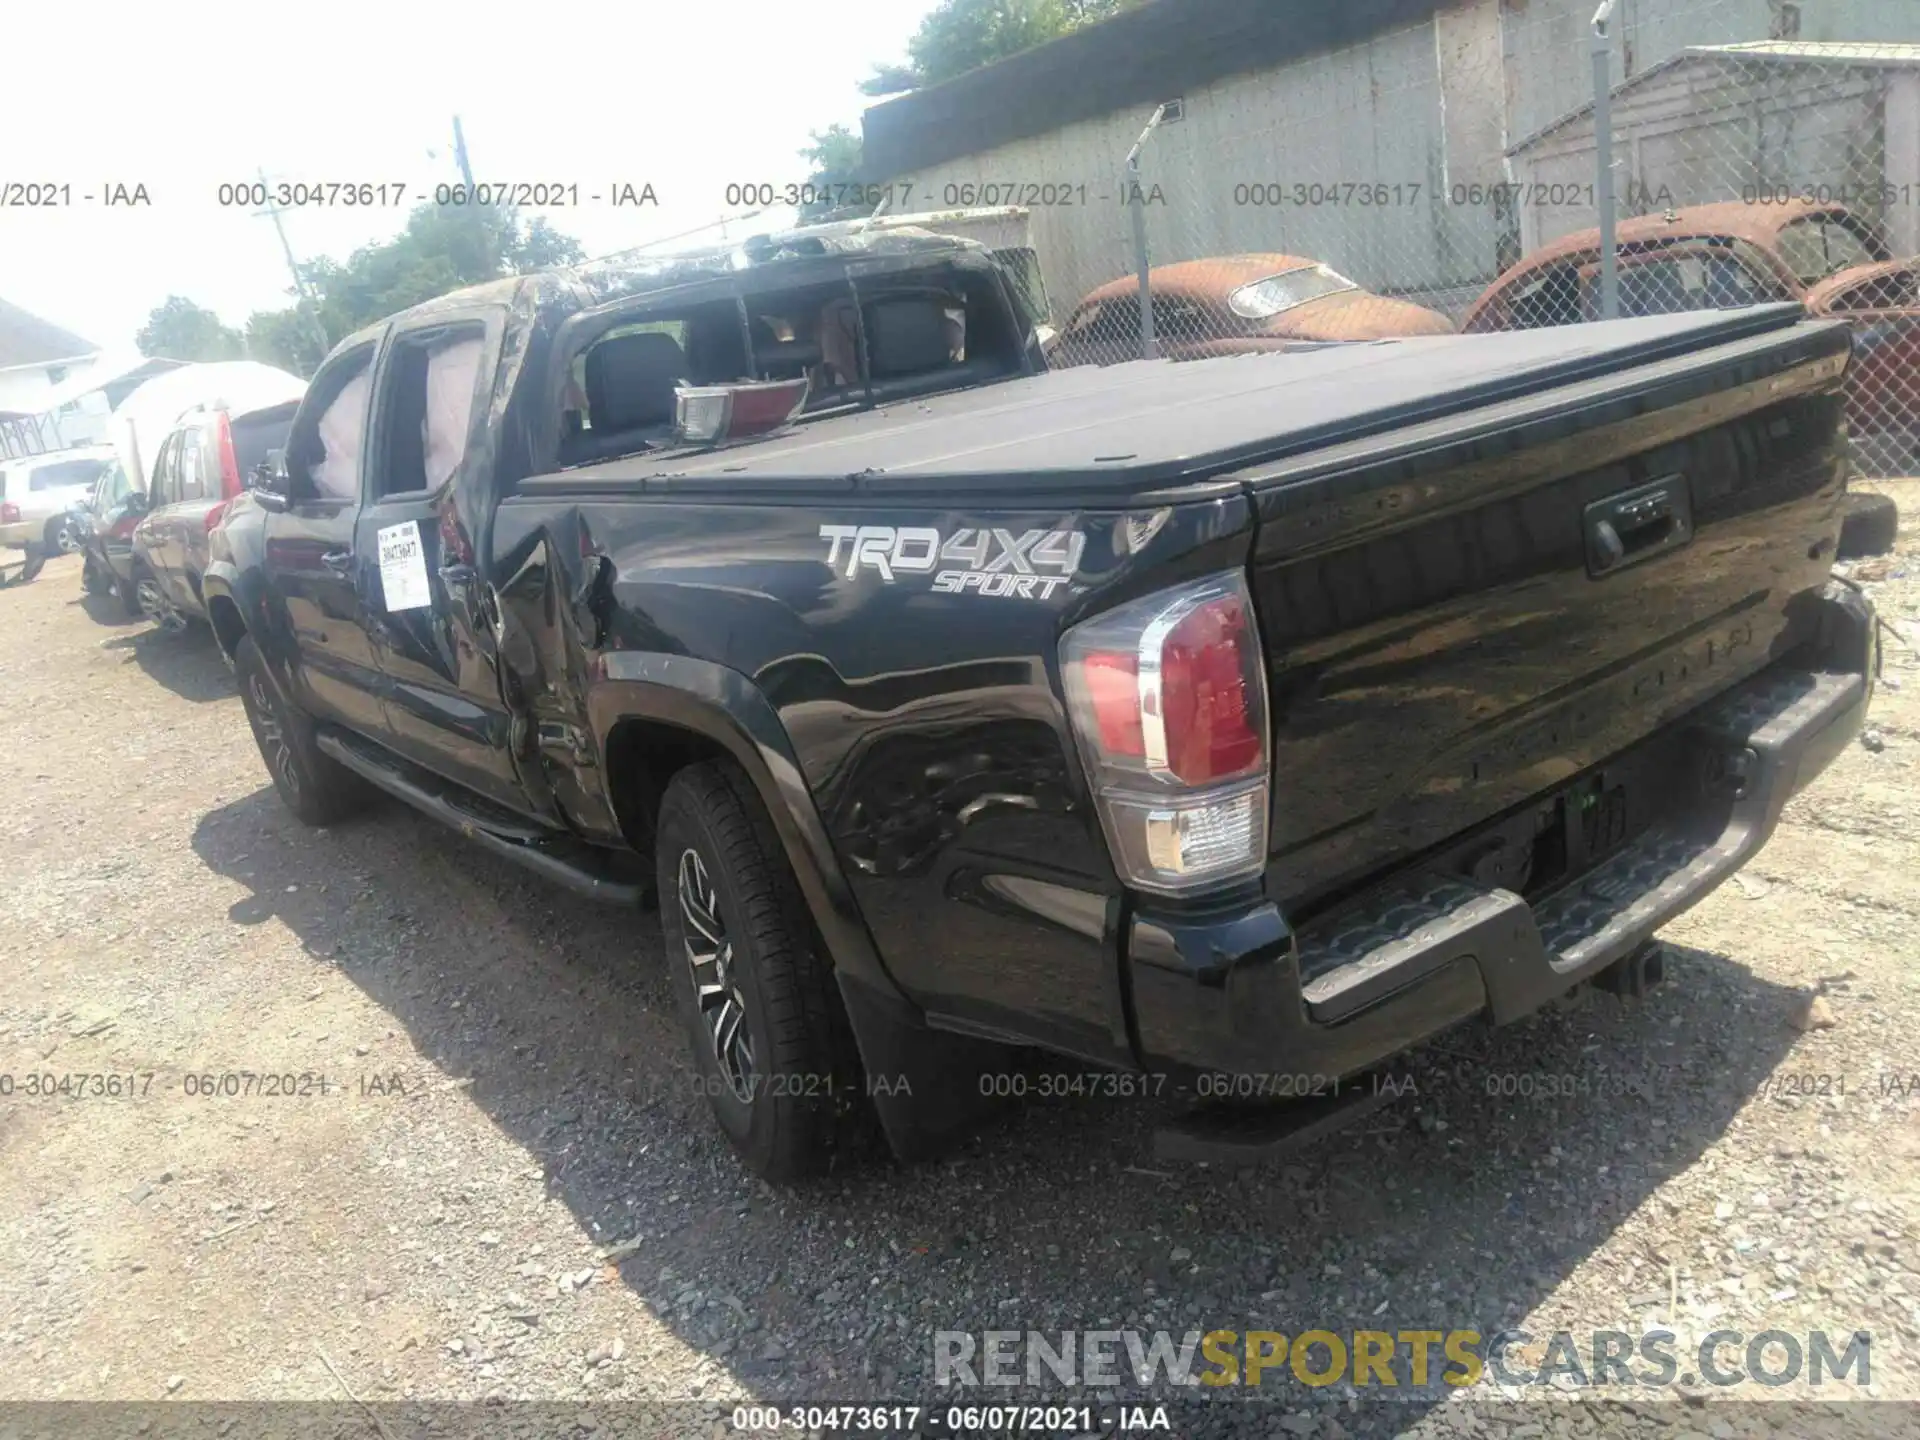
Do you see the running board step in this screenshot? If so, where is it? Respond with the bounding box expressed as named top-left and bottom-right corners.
top-left (1294, 874), bottom-right (1530, 1024)
top-left (314, 729), bottom-right (648, 906)
top-left (1153, 1070), bottom-right (1406, 1165)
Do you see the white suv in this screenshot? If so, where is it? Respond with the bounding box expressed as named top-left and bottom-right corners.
top-left (0, 446), bottom-right (117, 582)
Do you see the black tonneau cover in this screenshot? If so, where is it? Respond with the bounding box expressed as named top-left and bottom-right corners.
top-left (524, 306), bottom-right (1822, 497)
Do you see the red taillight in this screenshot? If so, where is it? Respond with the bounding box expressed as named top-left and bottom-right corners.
top-left (1061, 572), bottom-right (1270, 894)
top-left (1160, 594), bottom-right (1264, 783)
top-left (1083, 651), bottom-right (1146, 757)
top-left (0, 501), bottom-right (18, 524)
top-left (215, 411), bottom-right (243, 501)
top-left (204, 498), bottom-right (233, 534)
top-left (1077, 592), bottom-right (1263, 785)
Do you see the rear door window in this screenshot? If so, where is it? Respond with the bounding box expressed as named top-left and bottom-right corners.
top-left (423, 334), bottom-right (485, 491)
top-left (149, 435), bottom-right (183, 505)
top-left (369, 323), bottom-right (487, 499)
top-left (29, 457), bottom-right (107, 491)
top-left (230, 404), bottom-right (299, 486)
top-left (177, 425), bottom-right (209, 502)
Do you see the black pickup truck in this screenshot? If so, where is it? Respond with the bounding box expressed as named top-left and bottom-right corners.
top-left (203, 225), bottom-right (1878, 1179)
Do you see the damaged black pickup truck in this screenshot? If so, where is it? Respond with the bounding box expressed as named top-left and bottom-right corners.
top-left (203, 224), bottom-right (1878, 1179)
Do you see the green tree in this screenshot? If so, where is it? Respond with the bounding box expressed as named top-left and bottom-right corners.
top-left (137, 296), bottom-right (246, 363)
top-left (225, 204), bottom-right (588, 376)
top-left (307, 203), bottom-right (586, 339)
top-left (861, 0), bottom-right (1140, 94)
top-left (243, 306), bottom-right (330, 378)
top-left (797, 125), bottom-right (866, 221)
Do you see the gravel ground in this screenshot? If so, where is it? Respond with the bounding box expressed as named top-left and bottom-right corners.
top-left (2, 487), bottom-right (1918, 1440)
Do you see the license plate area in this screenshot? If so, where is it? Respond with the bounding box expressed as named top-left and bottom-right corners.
top-left (1422, 723), bottom-right (1724, 902)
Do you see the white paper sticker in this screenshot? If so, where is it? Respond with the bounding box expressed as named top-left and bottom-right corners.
top-left (377, 521), bottom-right (433, 611)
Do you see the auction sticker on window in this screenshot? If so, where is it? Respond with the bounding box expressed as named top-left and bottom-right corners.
top-left (377, 522), bottom-right (433, 610)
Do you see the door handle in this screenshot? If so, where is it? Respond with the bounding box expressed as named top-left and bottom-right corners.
top-left (1584, 476), bottom-right (1692, 578)
top-left (321, 549), bottom-right (354, 576)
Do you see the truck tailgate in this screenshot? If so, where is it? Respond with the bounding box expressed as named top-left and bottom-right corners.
top-left (1238, 310), bottom-right (1854, 911)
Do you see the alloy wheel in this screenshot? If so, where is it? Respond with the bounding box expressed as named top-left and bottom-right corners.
top-left (244, 671), bottom-right (300, 798)
top-left (677, 846), bottom-right (754, 1098)
top-left (53, 521), bottom-right (79, 554)
top-left (135, 577), bottom-right (167, 625)
top-left (135, 577), bottom-right (185, 634)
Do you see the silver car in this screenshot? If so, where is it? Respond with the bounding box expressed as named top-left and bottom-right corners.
top-left (0, 446), bottom-right (117, 583)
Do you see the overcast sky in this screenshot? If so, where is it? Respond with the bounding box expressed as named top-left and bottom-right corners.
top-left (1, 0), bottom-right (931, 352)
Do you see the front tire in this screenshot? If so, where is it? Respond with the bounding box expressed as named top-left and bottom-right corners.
top-left (81, 552), bottom-right (113, 596)
top-left (655, 761), bottom-right (863, 1180)
top-left (234, 635), bottom-right (373, 826)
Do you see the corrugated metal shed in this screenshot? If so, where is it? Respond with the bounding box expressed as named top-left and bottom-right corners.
top-left (1508, 43), bottom-right (1920, 255)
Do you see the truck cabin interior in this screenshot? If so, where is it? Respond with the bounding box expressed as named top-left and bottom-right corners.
top-left (556, 266), bottom-right (1028, 468)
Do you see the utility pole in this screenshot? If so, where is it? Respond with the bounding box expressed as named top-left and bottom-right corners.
top-left (1590, 0), bottom-right (1621, 322)
top-left (252, 168), bottom-right (332, 364)
top-left (452, 116), bottom-right (476, 190)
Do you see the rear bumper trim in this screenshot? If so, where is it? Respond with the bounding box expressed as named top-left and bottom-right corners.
top-left (1126, 587), bottom-right (1875, 1077)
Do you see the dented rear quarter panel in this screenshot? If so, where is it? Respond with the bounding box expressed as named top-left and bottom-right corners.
top-left (489, 483), bottom-right (1254, 1061)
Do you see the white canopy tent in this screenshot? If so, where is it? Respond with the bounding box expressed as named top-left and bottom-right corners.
top-left (111, 361), bottom-right (306, 491)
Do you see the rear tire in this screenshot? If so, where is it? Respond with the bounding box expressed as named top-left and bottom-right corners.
top-left (655, 760), bottom-right (863, 1180)
top-left (131, 565), bottom-right (193, 634)
top-left (1839, 491), bottom-right (1899, 561)
top-left (234, 634), bottom-right (374, 826)
top-left (47, 516), bottom-right (80, 555)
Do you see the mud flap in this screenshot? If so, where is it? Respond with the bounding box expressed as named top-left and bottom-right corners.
top-left (834, 974), bottom-right (1025, 1162)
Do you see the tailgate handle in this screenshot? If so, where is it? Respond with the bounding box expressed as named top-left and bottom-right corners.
top-left (1585, 476), bottom-right (1691, 578)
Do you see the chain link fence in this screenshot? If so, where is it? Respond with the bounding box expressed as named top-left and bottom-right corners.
top-left (887, 0), bottom-right (1920, 476)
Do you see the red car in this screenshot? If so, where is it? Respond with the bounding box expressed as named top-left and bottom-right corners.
top-left (1462, 200), bottom-right (1919, 475)
top-left (1049, 254), bottom-right (1454, 368)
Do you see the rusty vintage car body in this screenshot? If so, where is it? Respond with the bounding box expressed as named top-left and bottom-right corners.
top-left (1049, 254), bottom-right (1454, 367)
top-left (1462, 200), bottom-right (1919, 473)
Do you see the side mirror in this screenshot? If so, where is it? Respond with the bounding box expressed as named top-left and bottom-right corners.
top-left (251, 450), bottom-right (294, 513)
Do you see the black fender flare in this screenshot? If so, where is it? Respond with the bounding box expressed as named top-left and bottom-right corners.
top-left (587, 651), bottom-right (909, 1008)
top-left (200, 563), bottom-right (250, 658)
top-left (201, 558), bottom-right (299, 695)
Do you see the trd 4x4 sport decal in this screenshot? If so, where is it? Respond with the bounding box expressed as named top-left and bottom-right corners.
top-left (819, 524), bottom-right (1086, 600)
